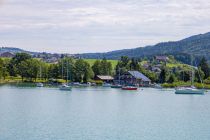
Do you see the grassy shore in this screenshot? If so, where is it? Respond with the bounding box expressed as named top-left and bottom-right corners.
top-left (162, 82), bottom-right (210, 89)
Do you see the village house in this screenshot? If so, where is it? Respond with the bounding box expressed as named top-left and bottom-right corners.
top-left (155, 56), bottom-right (169, 63)
top-left (118, 71), bottom-right (151, 87)
top-left (0, 52), bottom-right (15, 58)
top-left (95, 75), bottom-right (114, 83)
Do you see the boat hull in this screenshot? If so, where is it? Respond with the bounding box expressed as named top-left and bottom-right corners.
top-left (175, 89), bottom-right (204, 94)
top-left (122, 87), bottom-right (138, 90)
top-left (111, 85), bottom-right (122, 88)
top-left (59, 87), bottom-right (72, 91)
top-left (59, 84), bottom-right (72, 91)
top-left (36, 83), bottom-right (44, 87)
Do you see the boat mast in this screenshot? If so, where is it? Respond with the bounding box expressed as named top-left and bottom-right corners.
top-left (118, 67), bottom-right (120, 85)
top-left (66, 61), bottom-right (68, 83)
top-left (39, 65), bottom-right (42, 80)
top-left (62, 59), bottom-right (64, 80)
top-left (191, 55), bottom-right (194, 86)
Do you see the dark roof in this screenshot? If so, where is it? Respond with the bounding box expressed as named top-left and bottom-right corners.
top-left (128, 71), bottom-right (151, 81)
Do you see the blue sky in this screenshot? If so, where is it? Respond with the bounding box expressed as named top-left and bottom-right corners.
top-left (0, 0), bottom-right (210, 53)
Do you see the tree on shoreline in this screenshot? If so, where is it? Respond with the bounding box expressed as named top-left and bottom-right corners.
top-left (199, 57), bottom-right (210, 79)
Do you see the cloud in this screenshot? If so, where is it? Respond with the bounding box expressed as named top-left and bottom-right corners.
top-left (0, 0), bottom-right (210, 53)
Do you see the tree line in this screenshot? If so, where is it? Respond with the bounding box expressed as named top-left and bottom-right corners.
top-left (0, 53), bottom-right (210, 84)
top-left (0, 53), bottom-right (112, 83)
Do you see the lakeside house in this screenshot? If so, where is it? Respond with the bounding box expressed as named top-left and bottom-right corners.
top-left (95, 75), bottom-right (114, 83)
top-left (119, 71), bottom-right (151, 86)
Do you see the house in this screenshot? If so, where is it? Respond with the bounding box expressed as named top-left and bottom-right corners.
top-left (95, 75), bottom-right (114, 83)
top-left (151, 66), bottom-right (161, 73)
top-left (0, 52), bottom-right (15, 58)
top-left (119, 71), bottom-right (151, 86)
top-left (155, 56), bottom-right (169, 62)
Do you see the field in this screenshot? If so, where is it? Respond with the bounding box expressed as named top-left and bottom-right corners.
top-left (84, 59), bottom-right (118, 67)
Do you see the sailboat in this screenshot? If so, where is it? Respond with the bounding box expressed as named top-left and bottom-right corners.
top-left (175, 58), bottom-right (204, 94)
top-left (59, 61), bottom-right (72, 91)
top-left (36, 65), bottom-right (44, 87)
top-left (111, 67), bottom-right (122, 88)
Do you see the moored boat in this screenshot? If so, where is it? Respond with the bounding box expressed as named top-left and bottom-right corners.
top-left (175, 56), bottom-right (204, 95)
top-left (102, 83), bottom-right (112, 87)
top-left (36, 82), bottom-right (44, 87)
top-left (111, 84), bottom-right (122, 88)
top-left (59, 84), bottom-right (72, 91)
top-left (122, 86), bottom-right (138, 90)
top-left (175, 86), bottom-right (204, 94)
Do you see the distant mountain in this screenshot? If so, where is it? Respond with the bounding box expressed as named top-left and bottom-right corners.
top-left (1, 32), bottom-right (210, 64)
top-left (76, 32), bottom-right (210, 62)
top-left (0, 47), bottom-right (26, 54)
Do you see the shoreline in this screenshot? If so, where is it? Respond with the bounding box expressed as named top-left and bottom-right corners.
top-left (1, 80), bottom-right (210, 89)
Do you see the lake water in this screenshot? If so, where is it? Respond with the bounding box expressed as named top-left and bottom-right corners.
top-left (0, 85), bottom-right (210, 140)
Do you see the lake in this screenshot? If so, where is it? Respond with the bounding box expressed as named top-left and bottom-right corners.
top-left (0, 85), bottom-right (210, 140)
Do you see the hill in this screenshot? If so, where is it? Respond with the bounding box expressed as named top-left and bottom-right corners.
top-left (76, 32), bottom-right (210, 63)
top-left (0, 47), bottom-right (26, 53)
top-left (1, 32), bottom-right (210, 64)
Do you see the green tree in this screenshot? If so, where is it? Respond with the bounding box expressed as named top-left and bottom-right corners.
top-left (58, 57), bottom-right (75, 81)
top-left (199, 57), bottom-right (210, 79)
top-left (92, 59), bottom-right (113, 76)
top-left (0, 58), bottom-right (3, 79)
top-left (92, 60), bottom-right (101, 77)
top-left (19, 59), bottom-right (40, 81)
top-left (74, 59), bottom-right (93, 82)
top-left (0, 58), bottom-right (10, 80)
top-left (48, 64), bottom-right (60, 79)
top-left (130, 58), bottom-right (139, 70)
top-left (115, 56), bottom-right (130, 75)
top-left (159, 68), bottom-right (167, 83)
top-left (180, 71), bottom-right (191, 82)
top-left (167, 74), bottom-right (176, 83)
top-left (8, 53), bottom-right (31, 77)
top-left (194, 67), bottom-right (205, 83)
top-left (100, 58), bottom-right (112, 75)
top-left (38, 62), bottom-right (49, 81)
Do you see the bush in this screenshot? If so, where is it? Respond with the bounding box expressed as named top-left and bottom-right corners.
top-left (204, 77), bottom-right (210, 84)
top-left (93, 80), bottom-right (103, 85)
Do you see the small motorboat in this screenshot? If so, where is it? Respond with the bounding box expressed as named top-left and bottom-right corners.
top-left (175, 86), bottom-right (204, 94)
top-left (36, 83), bottom-right (44, 87)
top-left (102, 83), bottom-right (111, 87)
top-left (111, 84), bottom-right (122, 88)
top-left (153, 84), bottom-right (162, 89)
top-left (122, 86), bottom-right (138, 90)
top-left (59, 84), bottom-right (72, 91)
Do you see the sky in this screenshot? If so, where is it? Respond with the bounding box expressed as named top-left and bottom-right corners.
top-left (0, 0), bottom-right (210, 54)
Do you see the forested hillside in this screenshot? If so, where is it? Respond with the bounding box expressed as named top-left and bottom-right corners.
top-left (77, 32), bottom-right (210, 63)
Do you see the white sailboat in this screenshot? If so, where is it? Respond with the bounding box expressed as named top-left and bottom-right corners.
top-left (59, 61), bottom-right (72, 91)
top-left (175, 58), bottom-right (204, 94)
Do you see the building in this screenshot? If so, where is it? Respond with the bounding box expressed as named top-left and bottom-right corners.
top-left (155, 56), bottom-right (169, 62)
top-left (95, 75), bottom-right (114, 83)
top-left (0, 52), bottom-right (15, 58)
top-left (119, 71), bottom-right (151, 86)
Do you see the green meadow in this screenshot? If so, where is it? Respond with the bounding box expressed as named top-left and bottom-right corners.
top-left (84, 59), bottom-right (118, 67)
